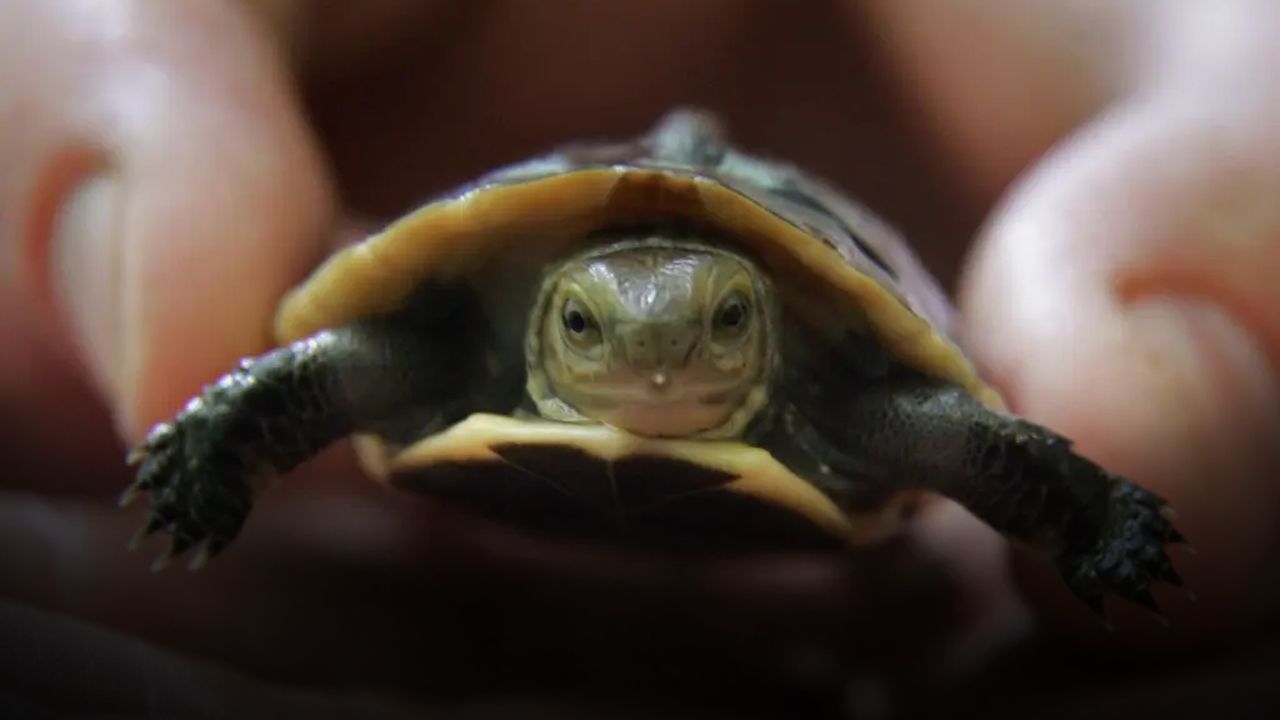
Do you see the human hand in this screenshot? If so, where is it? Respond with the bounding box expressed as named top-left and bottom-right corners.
top-left (2, 0), bottom-right (1277, 716)
top-left (866, 0), bottom-right (1280, 642)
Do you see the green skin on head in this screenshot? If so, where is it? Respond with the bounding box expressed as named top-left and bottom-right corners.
top-left (526, 240), bottom-right (777, 440)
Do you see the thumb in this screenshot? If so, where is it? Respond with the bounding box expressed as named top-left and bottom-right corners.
top-left (2, 0), bottom-right (332, 447)
top-left (960, 93), bottom-right (1280, 638)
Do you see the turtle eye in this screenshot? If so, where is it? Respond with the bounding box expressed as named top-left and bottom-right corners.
top-left (712, 291), bottom-right (751, 340)
top-left (560, 298), bottom-right (601, 350)
top-left (564, 308), bottom-right (589, 334)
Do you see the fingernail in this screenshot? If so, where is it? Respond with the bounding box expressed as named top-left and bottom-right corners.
top-left (51, 173), bottom-right (128, 421)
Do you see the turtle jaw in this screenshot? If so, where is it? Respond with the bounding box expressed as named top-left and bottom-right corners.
top-left (604, 402), bottom-right (741, 439)
top-left (532, 351), bottom-right (773, 439)
top-left (568, 373), bottom-right (760, 438)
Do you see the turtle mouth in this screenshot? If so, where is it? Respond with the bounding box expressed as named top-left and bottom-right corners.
top-left (578, 376), bottom-right (750, 408)
top-left (569, 377), bottom-right (752, 437)
top-left (598, 401), bottom-right (738, 438)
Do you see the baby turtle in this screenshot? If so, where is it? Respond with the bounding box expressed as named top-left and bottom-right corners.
top-left (124, 109), bottom-right (1185, 616)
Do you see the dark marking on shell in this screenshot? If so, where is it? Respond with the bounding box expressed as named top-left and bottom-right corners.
top-left (771, 186), bottom-right (898, 281)
top-left (391, 443), bottom-right (843, 552)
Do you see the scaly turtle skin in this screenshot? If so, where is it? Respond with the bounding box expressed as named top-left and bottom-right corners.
top-left (124, 109), bottom-right (1185, 616)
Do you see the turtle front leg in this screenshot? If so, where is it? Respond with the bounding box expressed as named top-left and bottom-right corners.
top-left (790, 375), bottom-right (1188, 617)
top-left (124, 287), bottom-right (495, 567)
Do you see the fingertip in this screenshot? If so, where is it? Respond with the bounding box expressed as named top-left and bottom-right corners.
top-left (13, 1), bottom-right (334, 442)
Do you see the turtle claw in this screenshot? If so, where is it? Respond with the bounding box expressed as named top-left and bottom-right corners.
top-left (1156, 565), bottom-right (1184, 588)
top-left (150, 552), bottom-right (173, 573)
top-left (168, 533), bottom-right (197, 559)
top-left (129, 515), bottom-right (166, 550)
top-left (185, 537), bottom-right (229, 572)
top-left (120, 337), bottom-right (353, 567)
top-left (187, 546), bottom-right (212, 572)
top-left (1128, 589), bottom-right (1160, 614)
top-left (126, 444), bottom-right (149, 466)
top-left (1125, 587), bottom-right (1172, 627)
top-left (1058, 479), bottom-right (1187, 622)
top-left (122, 408), bottom-right (253, 564)
top-left (117, 483), bottom-right (143, 508)
top-left (150, 534), bottom-right (199, 573)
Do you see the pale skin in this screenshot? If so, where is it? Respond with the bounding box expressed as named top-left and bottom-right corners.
top-left (2, 0), bottom-right (1279, 715)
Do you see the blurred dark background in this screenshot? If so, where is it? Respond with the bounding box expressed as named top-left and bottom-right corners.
top-left (6, 1), bottom-right (1280, 717)
top-left (300, 0), bottom-right (983, 288)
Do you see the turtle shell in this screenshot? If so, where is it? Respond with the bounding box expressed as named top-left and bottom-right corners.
top-left (274, 110), bottom-right (1004, 552)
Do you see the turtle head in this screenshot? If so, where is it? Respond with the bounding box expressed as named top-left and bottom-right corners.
top-left (527, 238), bottom-right (777, 438)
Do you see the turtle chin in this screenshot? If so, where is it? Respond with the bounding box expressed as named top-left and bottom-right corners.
top-left (599, 399), bottom-right (737, 438)
top-left (579, 378), bottom-right (745, 438)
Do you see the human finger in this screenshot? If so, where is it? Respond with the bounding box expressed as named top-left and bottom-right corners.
top-left (0, 0), bottom-right (333, 458)
top-left (961, 91), bottom-right (1280, 641)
